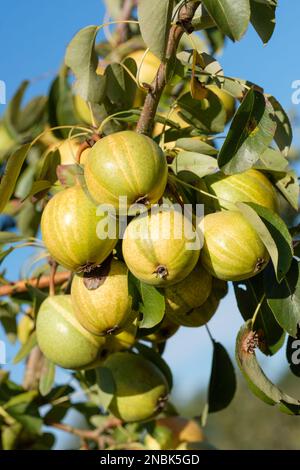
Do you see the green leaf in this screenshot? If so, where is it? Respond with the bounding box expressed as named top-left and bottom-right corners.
top-left (139, 283), bottom-right (165, 329)
top-left (208, 342), bottom-right (236, 412)
top-left (16, 96), bottom-right (47, 135)
top-left (201, 0), bottom-right (251, 41)
top-left (177, 90), bottom-right (227, 134)
top-left (0, 144), bottom-right (30, 214)
top-left (105, 59), bottom-right (137, 110)
top-left (138, 0), bottom-right (173, 61)
top-left (236, 320), bottom-right (300, 414)
top-left (135, 343), bottom-right (173, 390)
top-left (250, 0), bottom-right (277, 44)
top-left (13, 332), bottom-right (37, 364)
top-left (7, 404), bottom-right (42, 435)
top-left (268, 95), bottom-right (292, 156)
top-left (27, 285), bottom-right (47, 316)
top-left (171, 151), bottom-right (218, 178)
top-left (175, 138), bottom-right (218, 156)
top-left (254, 147), bottom-right (288, 173)
top-left (1, 423), bottom-right (22, 450)
top-left (44, 404), bottom-right (70, 424)
top-left (3, 81), bottom-right (29, 139)
top-left (48, 72), bottom-right (77, 139)
top-left (39, 358), bottom-right (56, 397)
top-left (265, 259), bottom-right (300, 338)
top-left (0, 314), bottom-right (17, 343)
top-left (0, 247), bottom-right (14, 265)
top-left (5, 390), bottom-right (38, 409)
top-left (273, 170), bottom-right (299, 211)
top-left (65, 26), bottom-right (106, 103)
top-left (0, 232), bottom-right (26, 244)
top-left (234, 276), bottom-right (285, 356)
top-left (37, 148), bottom-right (61, 184)
top-left (95, 367), bottom-right (116, 411)
top-left (218, 89), bottom-right (276, 174)
top-left (16, 202), bottom-right (40, 238)
top-left (24, 180), bottom-right (52, 200)
top-left (237, 202), bottom-right (293, 281)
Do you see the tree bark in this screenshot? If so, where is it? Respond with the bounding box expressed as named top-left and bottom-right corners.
top-left (136, 1), bottom-right (201, 136)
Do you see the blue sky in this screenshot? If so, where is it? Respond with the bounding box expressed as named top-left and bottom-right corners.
top-left (0, 0), bottom-right (300, 447)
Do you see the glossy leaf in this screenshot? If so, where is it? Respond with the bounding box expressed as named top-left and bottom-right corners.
top-left (273, 170), bottom-right (299, 211)
top-left (255, 147), bottom-right (288, 172)
top-left (39, 359), bottom-right (56, 397)
top-left (13, 332), bottom-right (37, 364)
top-left (171, 151), bottom-right (218, 178)
top-left (208, 341), bottom-right (236, 412)
top-left (95, 367), bottom-right (116, 411)
top-left (234, 276), bottom-right (285, 356)
top-left (218, 89), bottom-right (276, 174)
top-left (0, 144), bottom-right (30, 214)
top-left (175, 138), bottom-right (218, 155)
top-left (237, 202), bottom-right (293, 281)
top-left (265, 259), bottom-right (300, 338)
top-left (105, 58), bottom-right (137, 110)
top-left (65, 26), bottom-right (106, 103)
top-left (268, 95), bottom-right (292, 156)
top-left (236, 320), bottom-right (300, 414)
top-left (250, 0), bottom-right (277, 44)
top-left (201, 0), bottom-right (251, 41)
top-left (177, 90), bottom-right (227, 134)
top-left (138, 0), bottom-right (173, 61)
top-left (48, 69), bottom-right (78, 139)
top-left (3, 81), bottom-right (29, 138)
top-left (139, 283), bottom-right (165, 329)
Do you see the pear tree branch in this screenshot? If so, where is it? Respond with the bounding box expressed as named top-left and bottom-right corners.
top-left (136, 0), bottom-right (201, 136)
top-left (0, 271), bottom-right (70, 297)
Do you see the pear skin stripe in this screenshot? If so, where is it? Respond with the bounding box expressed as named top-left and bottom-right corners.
top-left (49, 297), bottom-right (100, 347)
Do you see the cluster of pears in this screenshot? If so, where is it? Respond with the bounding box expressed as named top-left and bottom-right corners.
top-left (37, 121), bottom-right (278, 423)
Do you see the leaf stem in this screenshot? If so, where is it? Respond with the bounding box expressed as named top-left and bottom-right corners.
top-left (251, 294), bottom-right (266, 328)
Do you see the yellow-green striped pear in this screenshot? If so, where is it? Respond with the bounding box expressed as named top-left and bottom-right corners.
top-left (104, 352), bottom-right (169, 422)
top-left (41, 185), bottom-right (117, 272)
top-left (71, 259), bottom-right (133, 336)
top-left (84, 131), bottom-right (168, 213)
top-left (122, 208), bottom-right (200, 287)
top-left (164, 263), bottom-right (212, 318)
top-left (167, 291), bottom-right (219, 327)
top-left (204, 169), bottom-right (278, 212)
top-left (36, 295), bottom-right (106, 369)
top-left (199, 211), bottom-right (270, 281)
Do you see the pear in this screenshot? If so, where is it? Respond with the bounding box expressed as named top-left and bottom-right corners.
top-left (104, 352), bottom-right (169, 422)
top-left (36, 295), bottom-right (106, 370)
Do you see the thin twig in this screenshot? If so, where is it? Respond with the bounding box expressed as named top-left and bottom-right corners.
top-left (115, 0), bottom-right (135, 45)
top-left (136, 1), bottom-right (201, 136)
top-left (48, 417), bottom-right (122, 448)
top-left (49, 259), bottom-right (58, 296)
top-left (0, 271), bottom-right (70, 297)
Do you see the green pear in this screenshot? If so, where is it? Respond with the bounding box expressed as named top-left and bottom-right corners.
top-left (71, 259), bottom-right (134, 336)
top-left (104, 352), bottom-right (169, 422)
top-left (36, 295), bottom-right (106, 370)
top-left (164, 263), bottom-right (212, 318)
